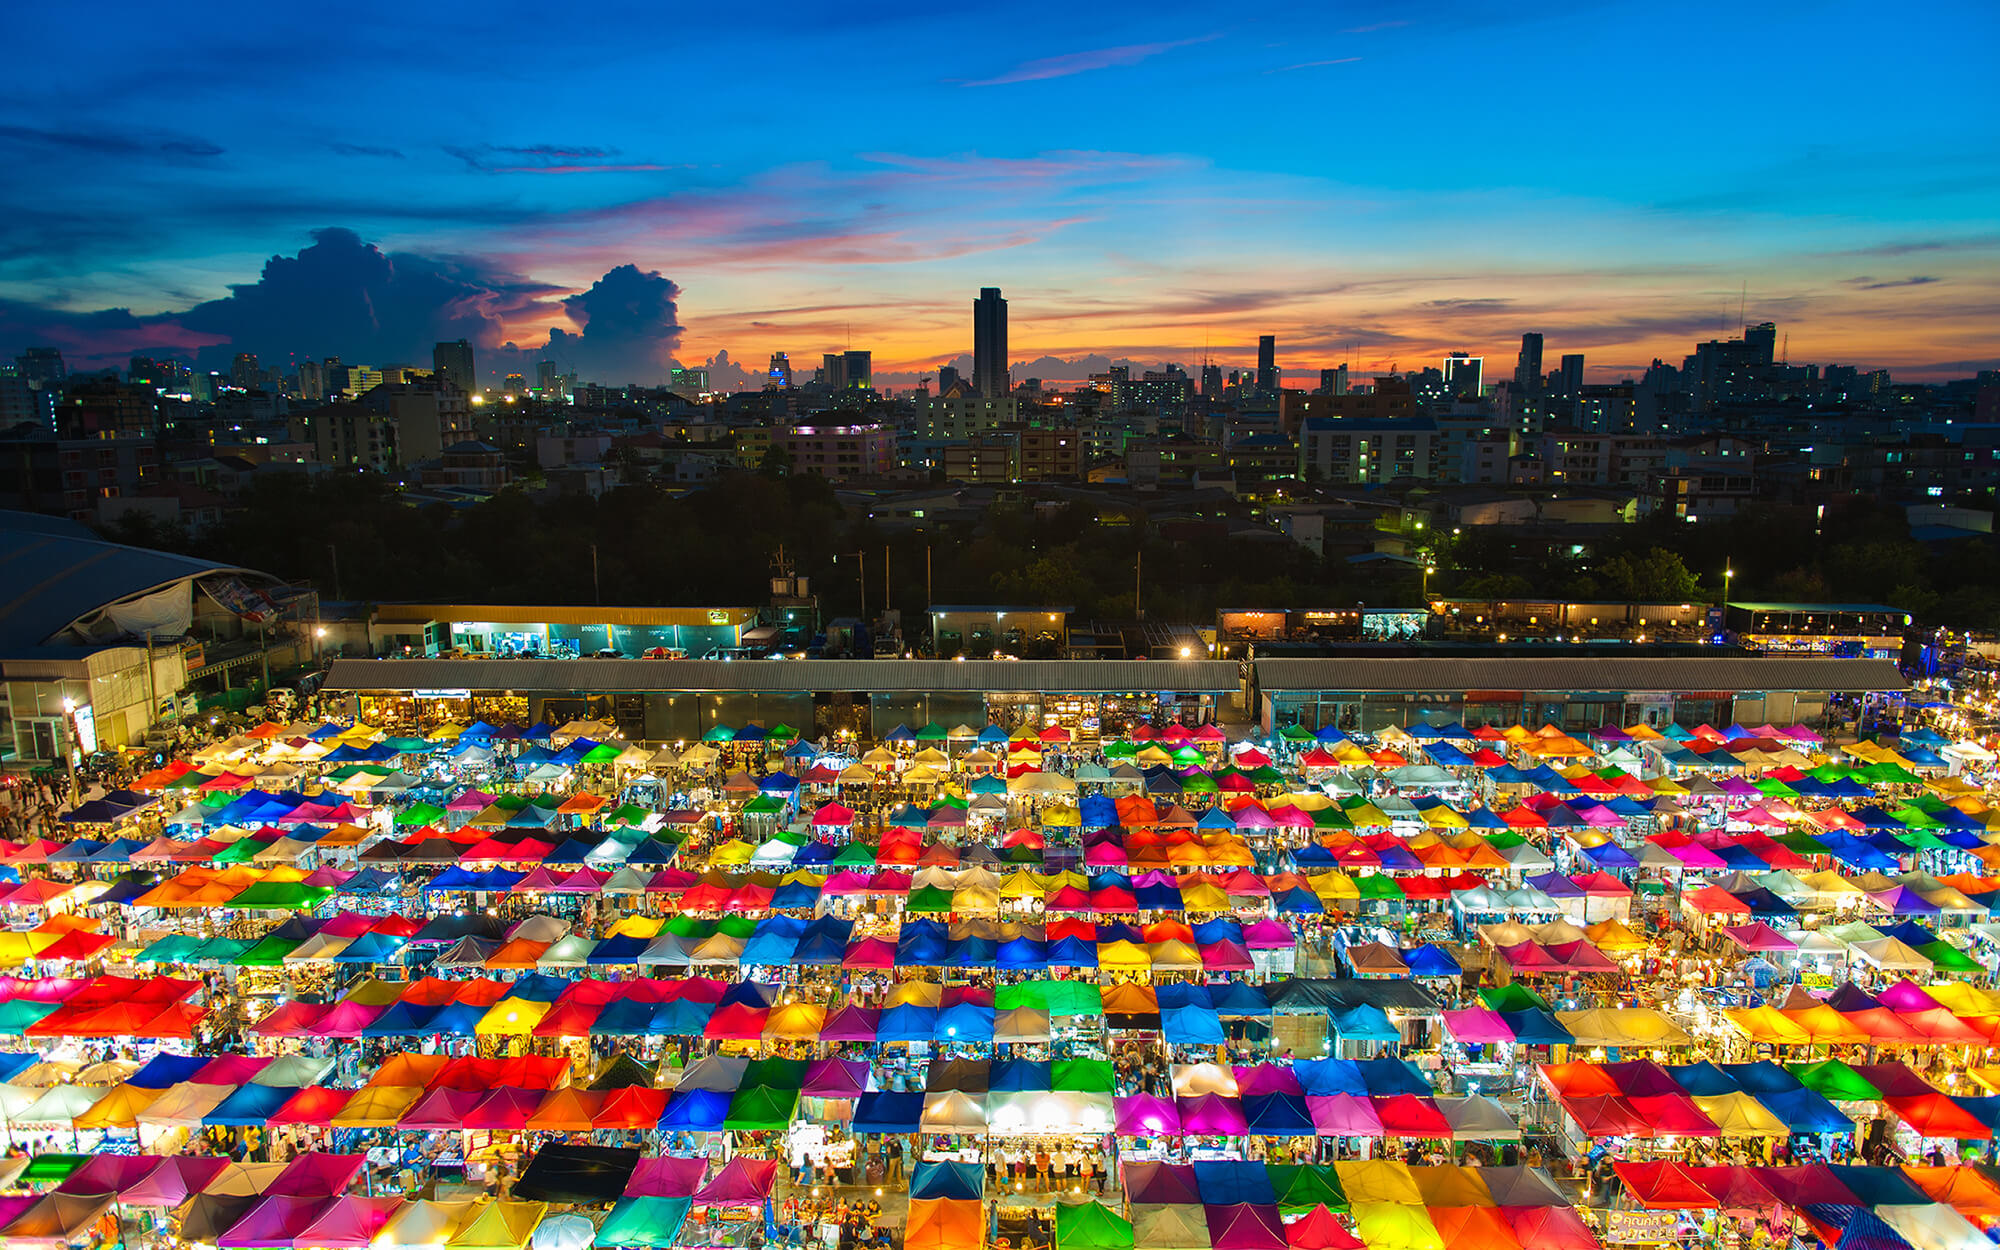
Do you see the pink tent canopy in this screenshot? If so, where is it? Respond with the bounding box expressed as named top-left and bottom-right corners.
top-left (1442, 1007), bottom-right (1515, 1043)
top-left (1306, 1094), bottom-right (1384, 1137)
top-left (1285, 1205), bottom-right (1364, 1250)
top-left (1176, 1093), bottom-right (1247, 1135)
top-left (216, 1194), bottom-right (335, 1248)
top-left (1719, 923), bottom-right (1798, 953)
top-left (801, 1058), bottom-right (869, 1099)
top-left (116, 1156), bottom-right (230, 1206)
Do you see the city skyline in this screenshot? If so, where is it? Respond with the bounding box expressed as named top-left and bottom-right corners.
top-left (1, 0), bottom-right (1995, 385)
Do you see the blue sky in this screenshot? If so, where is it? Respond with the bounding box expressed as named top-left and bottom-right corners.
top-left (2, 0), bottom-right (1995, 384)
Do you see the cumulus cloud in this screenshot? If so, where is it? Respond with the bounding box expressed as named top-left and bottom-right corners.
top-left (0, 228), bottom-right (684, 384)
top-left (496, 264), bottom-right (684, 385)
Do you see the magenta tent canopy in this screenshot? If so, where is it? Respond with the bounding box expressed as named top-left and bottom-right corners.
top-left (1115, 1093), bottom-right (1181, 1136)
top-left (1720, 923), bottom-right (1798, 953)
top-left (264, 1153), bottom-right (365, 1199)
top-left (1242, 919), bottom-right (1296, 950)
top-left (1306, 1094), bottom-right (1384, 1137)
top-left (291, 1197), bottom-right (405, 1248)
top-left (216, 1194), bottom-right (334, 1247)
top-left (818, 1005), bottom-right (881, 1041)
top-left (802, 1058), bottom-right (870, 1098)
top-left (625, 1157), bottom-right (709, 1199)
top-left (1878, 980), bottom-right (1944, 1013)
top-left (195, 1054), bottom-right (272, 1084)
top-left (1207, 1203), bottom-right (1288, 1250)
top-left (1235, 1065), bottom-right (1304, 1097)
top-left (56, 1154), bottom-right (164, 1196)
top-left (693, 1158), bottom-right (779, 1205)
top-left (399, 1088), bottom-right (484, 1131)
top-left (1443, 1007), bottom-right (1514, 1043)
top-left (1200, 940), bottom-right (1256, 972)
top-left (118, 1156), bottom-right (231, 1206)
top-left (1176, 1093), bottom-right (1247, 1135)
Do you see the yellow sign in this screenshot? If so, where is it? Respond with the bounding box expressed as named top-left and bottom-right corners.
top-left (1605, 1210), bottom-right (1678, 1244)
top-left (708, 609), bottom-right (733, 625)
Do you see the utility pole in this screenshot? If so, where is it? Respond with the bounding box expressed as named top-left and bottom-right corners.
top-left (326, 544), bottom-right (341, 601)
top-left (1135, 548), bottom-right (1144, 621)
top-left (884, 545), bottom-right (891, 622)
top-left (590, 544), bottom-right (601, 605)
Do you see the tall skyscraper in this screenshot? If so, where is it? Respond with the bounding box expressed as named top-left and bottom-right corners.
top-left (843, 350), bottom-right (872, 391)
top-left (1442, 352), bottom-right (1483, 399)
top-left (1557, 354), bottom-right (1585, 397)
top-left (298, 360), bottom-right (324, 402)
top-left (1256, 336), bottom-right (1277, 391)
top-left (973, 287), bottom-right (1009, 398)
top-left (433, 339), bottom-right (476, 394)
top-left (820, 354), bottom-right (845, 389)
top-left (1514, 333), bottom-right (1544, 392)
top-left (767, 352), bottom-right (791, 388)
top-left (1319, 366), bottom-right (1350, 396)
top-left (536, 360), bottom-right (561, 393)
top-left (230, 353), bottom-right (261, 389)
top-left (1200, 364), bottom-right (1224, 399)
top-left (937, 365), bottom-right (962, 394)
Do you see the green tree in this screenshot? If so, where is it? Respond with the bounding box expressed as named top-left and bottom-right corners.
top-left (1596, 547), bottom-right (1704, 601)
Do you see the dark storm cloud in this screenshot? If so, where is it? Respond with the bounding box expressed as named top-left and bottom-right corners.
top-left (1842, 275), bottom-right (1941, 290)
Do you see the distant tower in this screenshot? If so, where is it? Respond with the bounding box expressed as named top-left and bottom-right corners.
top-left (767, 352), bottom-right (791, 388)
top-left (1514, 333), bottom-right (1544, 393)
top-left (1256, 336), bottom-right (1277, 392)
top-left (973, 287), bottom-right (1009, 398)
top-left (843, 350), bottom-right (871, 391)
top-left (1442, 352), bottom-right (1483, 399)
top-left (938, 364), bottom-right (963, 394)
top-left (433, 339), bottom-right (476, 394)
top-left (1557, 354), bottom-right (1585, 397)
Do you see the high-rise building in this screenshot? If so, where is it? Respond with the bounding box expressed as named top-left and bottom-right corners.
top-left (17, 347), bottom-right (66, 392)
top-left (230, 353), bottom-right (261, 389)
top-left (1256, 336), bottom-right (1277, 392)
top-left (842, 350), bottom-right (872, 391)
top-left (937, 365), bottom-right (962, 395)
top-left (1201, 364), bottom-right (1223, 399)
top-left (973, 287), bottom-right (1009, 398)
top-left (1514, 333), bottom-right (1544, 393)
top-left (767, 352), bottom-right (791, 388)
top-left (1556, 354), bottom-right (1585, 398)
top-left (433, 339), bottom-right (476, 394)
top-left (323, 357), bottom-right (347, 398)
top-left (1442, 352), bottom-right (1483, 399)
top-left (820, 354), bottom-right (845, 389)
top-left (1318, 366), bottom-right (1350, 396)
top-left (297, 360), bottom-right (324, 403)
top-left (1743, 322), bottom-right (1777, 365)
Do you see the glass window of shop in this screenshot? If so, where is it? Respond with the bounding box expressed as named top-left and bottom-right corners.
top-left (984, 693), bottom-right (1043, 734)
top-left (1672, 696), bottom-right (1732, 728)
top-left (1464, 696), bottom-right (1524, 729)
top-left (644, 693), bottom-right (703, 743)
top-left (866, 693), bottom-right (984, 738)
top-left (608, 624), bottom-right (737, 658)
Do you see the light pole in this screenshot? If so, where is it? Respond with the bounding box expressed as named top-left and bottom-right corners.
top-left (59, 696), bottom-right (80, 805)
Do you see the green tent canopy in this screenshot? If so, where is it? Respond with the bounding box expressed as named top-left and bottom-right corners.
top-left (0, 999), bottom-right (59, 1035)
top-left (723, 1084), bottom-right (800, 1131)
top-left (234, 935), bottom-right (306, 965)
top-left (905, 886), bottom-right (955, 914)
top-left (1785, 1059), bottom-right (1882, 1102)
top-left (229, 882), bottom-right (335, 911)
top-left (1055, 1199), bottom-right (1134, 1250)
top-left (1268, 1163), bottom-right (1348, 1212)
top-left (1051, 1058), bottom-right (1115, 1093)
top-left (594, 1197), bottom-right (690, 1249)
top-left (703, 726), bottom-right (737, 743)
top-left (602, 804), bottom-right (652, 827)
top-left (1477, 984), bottom-right (1550, 1013)
top-left (396, 803), bottom-right (449, 827)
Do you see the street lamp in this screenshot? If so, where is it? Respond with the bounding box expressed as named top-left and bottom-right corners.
top-left (1423, 564), bottom-right (1437, 600)
top-left (1723, 561), bottom-right (1735, 608)
top-left (59, 696), bottom-right (80, 805)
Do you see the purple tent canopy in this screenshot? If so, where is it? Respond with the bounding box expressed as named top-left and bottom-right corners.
top-left (1876, 980), bottom-right (1944, 1013)
top-left (118, 1156), bottom-right (231, 1207)
top-left (290, 1197), bottom-right (405, 1248)
top-left (818, 1005), bottom-right (881, 1041)
top-left (692, 1158), bottom-right (778, 1205)
top-left (1206, 1204), bottom-right (1288, 1250)
top-left (56, 1155), bottom-right (164, 1196)
top-left (264, 1153), bottom-right (365, 1199)
top-left (398, 1087), bottom-right (483, 1131)
top-left (1123, 1162), bottom-right (1201, 1204)
top-left (1243, 919), bottom-right (1296, 950)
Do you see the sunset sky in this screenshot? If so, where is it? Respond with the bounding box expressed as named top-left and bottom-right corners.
top-left (2, 0), bottom-right (1995, 386)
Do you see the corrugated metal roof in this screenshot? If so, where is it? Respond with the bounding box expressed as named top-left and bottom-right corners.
top-left (1251, 656), bottom-right (1908, 693)
top-left (323, 657), bottom-right (1243, 694)
top-left (0, 511), bottom-right (250, 654)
